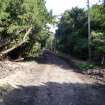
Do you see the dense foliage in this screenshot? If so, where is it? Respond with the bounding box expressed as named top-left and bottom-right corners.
top-left (0, 0), bottom-right (52, 58)
top-left (56, 7), bottom-right (88, 59)
top-left (56, 4), bottom-right (105, 64)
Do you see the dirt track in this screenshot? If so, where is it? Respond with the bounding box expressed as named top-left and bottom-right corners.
top-left (0, 50), bottom-right (105, 105)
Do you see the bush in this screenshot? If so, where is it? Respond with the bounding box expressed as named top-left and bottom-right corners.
top-left (78, 63), bottom-right (96, 71)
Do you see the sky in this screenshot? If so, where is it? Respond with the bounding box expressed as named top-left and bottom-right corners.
top-left (46, 0), bottom-right (102, 33)
top-left (46, 0), bottom-right (101, 15)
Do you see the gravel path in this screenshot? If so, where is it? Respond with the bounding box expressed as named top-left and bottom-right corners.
top-left (0, 51), bottom-right (104, 105)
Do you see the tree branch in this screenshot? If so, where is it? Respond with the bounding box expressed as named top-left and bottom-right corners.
top-left (0, 27), bottom-right (32, 56)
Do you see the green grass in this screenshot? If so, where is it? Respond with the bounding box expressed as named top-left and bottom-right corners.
top-left (78, 63), bottom-right (96, 71)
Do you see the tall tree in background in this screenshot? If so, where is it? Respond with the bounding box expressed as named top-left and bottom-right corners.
top-left (56, 7), bottom-right (88, 59)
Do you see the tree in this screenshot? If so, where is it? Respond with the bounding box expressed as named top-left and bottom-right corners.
top-left (56, 4), bottom-right (105, 64)
top-left (0, 0), bottom-right (53, 59)
top-left (56, 7), bottom-right (88, 59)
top-left (90, 4), bottom-right (105, 64)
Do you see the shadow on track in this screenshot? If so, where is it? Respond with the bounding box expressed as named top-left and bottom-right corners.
top-left (1, 82), bottom-right (105, 105)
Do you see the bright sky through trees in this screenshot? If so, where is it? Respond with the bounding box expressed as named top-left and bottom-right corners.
top-left (46, 0), bottom-right (101, 15)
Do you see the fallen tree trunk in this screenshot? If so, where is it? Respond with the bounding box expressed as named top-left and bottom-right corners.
top-left (0, 27), bottom-right (32, 59)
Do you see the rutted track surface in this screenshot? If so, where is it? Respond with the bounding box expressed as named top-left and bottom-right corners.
top-left (0, 50), bottom-right (105, 105)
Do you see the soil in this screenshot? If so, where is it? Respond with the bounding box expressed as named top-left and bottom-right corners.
top-left (0, 50), bottom-right (104, 105)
